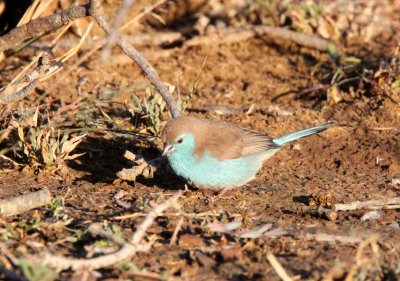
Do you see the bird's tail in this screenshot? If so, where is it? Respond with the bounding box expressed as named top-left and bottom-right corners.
top-left (273, 123), bottom-right (331, 146)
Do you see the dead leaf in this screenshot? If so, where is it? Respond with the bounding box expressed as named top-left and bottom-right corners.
top-left (317, 16), bottom-right (339, 40)
top-left (178, 234), bottom-right (205, 249)
top-left (61, 134), bottom-right (87, 155)
top-left (239, 223), bottom-right (272, 238)
top-left (221, 247), bottom-right (243, 261)
top-left (208, 221), bottom-right (242, 233)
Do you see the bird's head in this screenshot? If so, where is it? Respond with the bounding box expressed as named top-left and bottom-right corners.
top-left (161, 117), bottom-right (198, 157)
top-left (161, 133), bottom-right (196, 157)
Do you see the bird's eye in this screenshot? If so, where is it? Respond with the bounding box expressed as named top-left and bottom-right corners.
top-left (177, 138), bottom-right (183, 144)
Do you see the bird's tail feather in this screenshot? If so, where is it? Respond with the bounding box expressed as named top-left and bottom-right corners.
top-left (273, 123), bottom-right (330, 146)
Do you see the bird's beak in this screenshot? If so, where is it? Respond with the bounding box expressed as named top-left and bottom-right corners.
top-left (162, 143), bottom-right (176, 156)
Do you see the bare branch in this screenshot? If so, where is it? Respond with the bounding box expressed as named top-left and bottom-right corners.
top-left (169, 217), bottom-right (184, 245)
top-left (186, 25), bottom-right (337, 52)
top-left (0, 53), bottom-right (50, 104)
top-left (87, 223), bottom-right (126, 246)
top-left (102, 0), bottom-right (137, 58)
top-left (334, 197), bottom-right (400, 211)
top-left (88, 0), bottom-right (181, 118)
top-left (41, 243), bottom-right (149, 272)
top-left (131, 193), bottom-right (180, 244)
top-left (0, 4), bottom-right (90, 53)
top-left (266, 253), bottom-right (293, 281)
top-left (0, 189), bottom-right (52, 217)
top-left (301, 232), bottom-right (364, 244)
top-left (41, 193), bottom-right (181, 271)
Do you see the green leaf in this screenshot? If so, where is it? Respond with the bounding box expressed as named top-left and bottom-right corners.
top-left (391, 79), bottom-right (400, 89)
top-left (344, 56), bottom-right (361, 64)
top-left (327, 43), bottom-right (338, 57)
top-left (66, 236), bottom-right (78, 243)
top-left (19, 259), bottom-right (57, 281)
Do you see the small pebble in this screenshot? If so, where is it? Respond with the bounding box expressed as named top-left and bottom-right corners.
top-left (390, 178), bottom-right (400, 187)
top-left (360, 210), bottom-right (382, 221)
top-left (388, 222), bottom-right (399, 228)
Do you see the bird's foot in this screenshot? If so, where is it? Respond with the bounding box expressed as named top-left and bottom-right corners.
top-left (199, 188), bottom-right (235, 204)
top-left (216, 188), bottom-right (230, 198)
top-left (200, 189), bottom-right (218, 197)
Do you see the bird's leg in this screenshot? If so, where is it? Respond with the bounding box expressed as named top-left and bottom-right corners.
top-left (201, 189), bottom-right (217, 197)
top-left (200, 188), bottom-right (233, 201)
top-left (216, 187), bottom-right (231, 198)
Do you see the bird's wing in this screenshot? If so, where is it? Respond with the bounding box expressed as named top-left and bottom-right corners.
top-left (196, 121), bottom-right (279, 160)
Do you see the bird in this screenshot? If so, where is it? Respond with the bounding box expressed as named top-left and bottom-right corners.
top-left (161, 116), bottom-right (330, 190)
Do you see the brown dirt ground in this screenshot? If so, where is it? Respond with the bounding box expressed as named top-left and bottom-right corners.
top-left (1, 0), bottom-right (400, 280)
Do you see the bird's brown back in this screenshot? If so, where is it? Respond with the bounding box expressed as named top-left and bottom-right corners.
top-left (161, 116), bottom-right (279, 160)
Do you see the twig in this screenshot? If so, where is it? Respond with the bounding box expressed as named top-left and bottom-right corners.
top-left (0, 4), bottom-right (90, 53)
top-left (360, 210), bottom-right (382, 221)
top-left (113, 212), bottom-right (143, 220)
top-left (0, 189), bottom-right (52, 217)
top-left (334, 197), bottom-right (400, 211)
top-left (113, 190), bottom-right (134, 209)
top-left (88, 0), bottom-right (181, 118)
top-left (87, 223), bottom-right (126, 246)
top-left (113, 210), bottom-right (224, 220)
top-left (366, 127), bottom-right (399, 131)
top-left (42, 22), bottom-right (94, 80)
top-left (301, 232), bottom-right (363, 245)
top-left (344, 235), bottom-right (380, 281)
top-left (131, 193), bottom-right (180, 244)
top-left (9, 22), bottom-right (72, 85)
top-left (41, 242), bottom-right (150, 272)
top-left (41, 193), bottom-right (181, 271)
top-left (266, 253), bottom-right (293, 281)
top-left (102, 0), bottom-right (136, 59)
top-left (366, 205), bottom-right (400, 210)
top-left (239, 223), bottom-right (272, 238)
top-left (30, 32), bottom-right (184, 49)
top-left (204, 104), bottom-right (246, 115)
top-left (121, 270), bottom-right (166, 281)
top-left (0, 154), bottom-right (22, 168)
top-left (169, 217), bottom-right (184, 245)
top-left (0, 53), bottom-right (50, 105)
top-left (185, 25), bottom-right (336, 52)
top-left (122, 150), bottom-right (137, 162)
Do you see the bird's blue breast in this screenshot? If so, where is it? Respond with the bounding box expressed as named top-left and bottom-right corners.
top-left (167, 148), bottom-right (276, 190)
